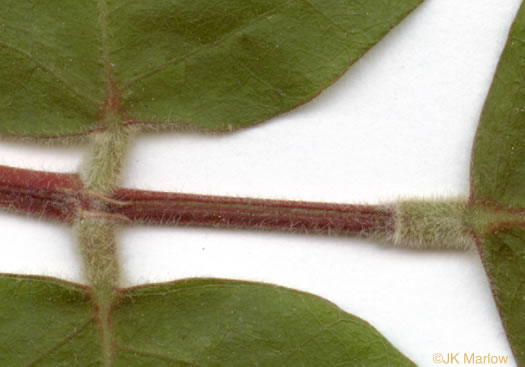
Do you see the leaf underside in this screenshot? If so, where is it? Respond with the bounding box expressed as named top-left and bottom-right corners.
top-left (471, 1), bottom-right (525, 210)
top-left (470, 1), bottom-right (525, 365)
top-left (0, 0), bottom-right (422, 137)
top-left (0, 275), bottom-right (415, 366)
top-left (477, 229), bottom-right (525, 366)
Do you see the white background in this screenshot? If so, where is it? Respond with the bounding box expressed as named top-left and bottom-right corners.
top-left (0, 0), bottom-right (522, 365)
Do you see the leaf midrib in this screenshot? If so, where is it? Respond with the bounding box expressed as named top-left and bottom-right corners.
top-left (96, 0), bottom-right (296, 126)
top-left (96, 0), bottom-right (114, 90)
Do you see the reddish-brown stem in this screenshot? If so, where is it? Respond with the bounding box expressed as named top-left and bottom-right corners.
top-left (112, 189), bottom-right (394, 235)
top-left (0, 164), bottom-right (393, 236)
top-left (0, 165), bottom-right (84, 222)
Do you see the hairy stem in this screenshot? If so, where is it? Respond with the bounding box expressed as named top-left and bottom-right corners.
top-left (77, 123), bottom-right (129, 288)
top-left (112, 188), bottom-right (394, 236)
top-left (0, 164), bottom-right (394, 237)
top-left (77, 118), bottom-right (129, 366)
top-left (392, 199), bottom-right (474, 249)
top-left (4, 164), bottom-right (515, 250)
top-left (0, 165), bottom-right (83, 222)
top-left (81, 120), bottom-right (130, 194)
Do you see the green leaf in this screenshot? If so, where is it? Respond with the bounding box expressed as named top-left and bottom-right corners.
top-left (0, 275), bottom-right (103, 366)
top-left (0, 0), bottom-right (422, 138)
top-left (470, 2), bottom-right (525, 365)
top-left (0, 275), bottom-right (415, 366)
top-left (471, 0), bottom-right (525, 209)
top-left (0, 0), bottom-right (106, 138)
top-left (476, 228), bottom-right (525, 366)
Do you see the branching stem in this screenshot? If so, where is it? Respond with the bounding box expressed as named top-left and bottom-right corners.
top-left (10, 161), bottom-right (524, 252)
top-left (0, 164), bottom-right (393, 237)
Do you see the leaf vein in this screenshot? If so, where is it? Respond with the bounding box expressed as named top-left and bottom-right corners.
top-left (118, 345), bottom-right (206, 367)
top-left (298, 0), bottom-right (349, 35)
top-left (23, 317), bottom-right (95, 367)
top-left (237, 59), bottom-right (293, 99)
top-left (122, 1), bottom-right (291, 88)
top-left (0, 40), bottom-right (99, 105)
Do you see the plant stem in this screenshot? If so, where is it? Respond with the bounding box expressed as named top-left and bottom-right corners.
top-left (0, 164), bottom-right (393, 237)
top-left (75, 216), bottom-right (118, 364)
top-left (0, 165), bottom-right (83, 222)
top-left (111, 188), bottom-right (394, 236)
top-left (5, 163), bottom-right (510, 250)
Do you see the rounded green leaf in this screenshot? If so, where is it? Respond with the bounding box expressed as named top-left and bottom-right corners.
top-left (110, 0), bottom-right (422, 131)
top-left (0, 275), bottom-right (103, 366)
top-left (0, 0), bottom-right (106, 137)
top-left (0, 275), bottom-right (415, 366)
top-left (114, 278), bottom-right (415, 366)
top-left (470, 2), bottom-right (525, 365)
top-left (476, 228), bottom-right (525, 366)
top-left (471, 0), bottom-right (525, 209)
top-left (0, 0), bottom-right (422, 138)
